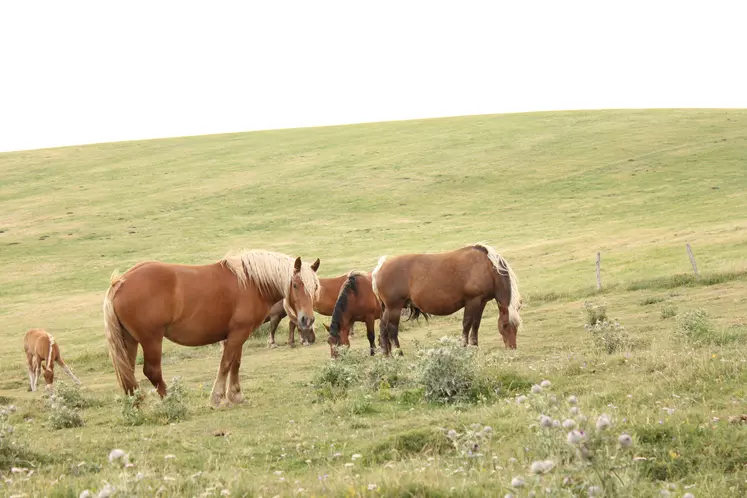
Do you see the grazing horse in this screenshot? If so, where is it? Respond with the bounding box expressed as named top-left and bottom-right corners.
top-left (103, 249), bottom-right (320, 407)
top-left (263, 273), bottom-right (349, 348)
top-left (371, 243), bottom-right (522, 355)
top-left (23, 328), bottom-right (80, 391)
top-left (323, 270), bottom-right (382, 357)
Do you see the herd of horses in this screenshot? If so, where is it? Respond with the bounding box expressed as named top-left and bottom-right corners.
top-left (24, 242), bottom-right (522, 408)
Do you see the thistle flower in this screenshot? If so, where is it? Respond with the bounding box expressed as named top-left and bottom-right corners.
top-left (539, 415), bottom-right (552, 428)
top-left (108, 449), bottom-right (127, 464)
top-left (570, 407), bottom-right (580, 415)
top-left (562, 419), bottom-right (576, 430)
top-left (540, 380), bottom-right (552, 388)
top-left (618, 433), bottom-right (633, 448)
top-left (511, 476), bottom-right (525, 488)
top-left (596, 414), bottom-right (611, 431)
top-left (447, 429), bottom-right (458, 438)
top-left (79, 491), bottom-right (92, 498)
top-left (531, 384), bottom-right (543, 394)
top-left (567, 430), bottom-right (586, 445)
top-left (530, 460), bottom-right (554, 474)
top-left (516, 395), bottom-right (527, 404)
top-left (568, 395), bottom-right (578, 405)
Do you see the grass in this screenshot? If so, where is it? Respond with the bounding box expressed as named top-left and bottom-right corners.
top-left (1, 108), bottom-right (747, 496)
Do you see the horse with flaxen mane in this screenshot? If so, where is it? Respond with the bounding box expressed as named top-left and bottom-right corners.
top-left (103, 249), bottom-right (321, 407)
top-left (323, 270), bottom-right (382, 357)
top-left (263, 273), bottom-right (351, 348)
top-left (371, 243), bottom-right (522, 356)
top-left (23, 328), bottom-right (81, 391)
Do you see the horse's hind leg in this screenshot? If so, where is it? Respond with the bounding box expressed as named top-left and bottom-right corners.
top-left (365, 317), bottom-right (376, 356)
top-left (288, 320), bottom-right (297, 348)
top-left (26, 352), bottom-right (35, 391)
top-left (386, 307), bottom-right (404, 356)
top-left (267, 313), bottom-right (282, 349)
top-left (141, 337), bottom-right (167, 398)
top-left (227, 342), bottom-right (245, 404)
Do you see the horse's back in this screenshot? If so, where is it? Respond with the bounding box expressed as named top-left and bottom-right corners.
top-left (112, 260), bottom-right (247, 345)
top-left (24, 328), bottom-right (50, 357)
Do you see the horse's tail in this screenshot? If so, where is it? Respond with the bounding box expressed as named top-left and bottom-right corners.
top-left (404, 300), bottom-right (430, 322)
top-left (45, 332), bottom-right (55, 372)
top-left (103, 270), bottom-right (138, 394)
top-left (474, 242), bottom-right (522, 330)
top-left (371, 256), bottom-right (386, 304)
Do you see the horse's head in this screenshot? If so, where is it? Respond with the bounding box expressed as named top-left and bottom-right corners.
top-left (286, 257), bottom-right (320, 343)
top-left (498, 304), bottom-right (519, 349)
top-left (43, 368), bottom-right (55, 387)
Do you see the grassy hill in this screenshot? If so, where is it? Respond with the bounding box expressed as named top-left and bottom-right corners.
top-left (1, 109), bottom-right (747, 497)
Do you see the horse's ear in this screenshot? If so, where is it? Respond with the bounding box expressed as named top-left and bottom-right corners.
top-left (322, 322), bottom-right (330, 332)
top-left (294, 257), bottom-right (302, 273)
top-left (311, 258), bottom-right (320, 272)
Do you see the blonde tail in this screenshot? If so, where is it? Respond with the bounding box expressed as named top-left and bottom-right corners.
top-left (103, 270), bottom-right (138, 394)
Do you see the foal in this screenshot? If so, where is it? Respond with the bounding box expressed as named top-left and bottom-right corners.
top-left (23, 328), bottom-right (81, 391)
top-left (324, 270), bottom-right (382, 357)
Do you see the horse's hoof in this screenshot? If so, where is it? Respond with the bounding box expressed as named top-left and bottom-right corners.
top-left (302, 340), bottom-right (310, 346)
top-left (288, 342), bottom-right (296, 348)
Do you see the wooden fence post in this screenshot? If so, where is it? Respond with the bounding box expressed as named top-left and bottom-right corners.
top-left (596, 252), bottom-right (602, 290)
top-left (686, 243), bottom-right (699, 280)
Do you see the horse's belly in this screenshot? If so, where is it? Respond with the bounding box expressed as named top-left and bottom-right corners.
top-left (164, 325), bottom-right (226, 347)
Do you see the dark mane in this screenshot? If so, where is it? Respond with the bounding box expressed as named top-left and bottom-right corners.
top-left (329, 272), bottom-right (361, 338)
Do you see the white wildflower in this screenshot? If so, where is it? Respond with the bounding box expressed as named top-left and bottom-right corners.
top-left (539, 415), bottom-right (552, 428)
top-left (596, 414), bottom-right (611, 431)
top-left (508, 457), bottom-right (518, 465)
top-left (79, 491), bottom-right (92, 498)
top-left (108, 449), bottom-right (127, 464)
top-left (570, 407), bottom-right (580, 415)
top-left (540, 380), bottom-right (551, 388)
top-left (483, 426), bottom-right (493, 434)
top-left (164, 454), bottom-right (176, 460)
top-left (351, 454), bottom-right (362, 460)
top-left (588, 485), bottom-right (602, 497)
top-left (530, 460), bottom-right (554, 474)
top-left (344, 463), bottom-right (354, 468)
top-left (516, 395), bottom-right (527, 404)
top-left (568, 395), bottom-right (578, 404)
top-left (683, 494), bottom-right (694, 498)
top-left (368, 484), bottom-right (378, 491)
top-left (333, 452), bottom-right (342, 458)
top-left (97, 484), bottom-right (114, 498)
top-left (505, 494), bottom-right (515, 498)
top-left (447, 429), bottom-right (457, 438)
top-left (562, 419), bottom-right (576, 430)
top-left (531, 384), bottom-right (543, 394)
top-left (567, 430), bottom-right (586, 445)
top-left (274, 471), bottom-right (283, 476)
top-left (618, 433), bottom-right (633, 448)
top-left (511, 476), bottom-right (525, 488)
top-left (136, 473), bottom-right (144, 481)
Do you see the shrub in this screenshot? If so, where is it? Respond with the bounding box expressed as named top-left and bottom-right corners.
top-left (311, 347), bottom-right (363, 400)
top-left (151, 377), bottom-right (188, 424)
top-left (660, 303), bottom-right (677, 319)
top-left (583, 300), bottom-right (608, 326)
top-left (412, 335), bottom-right (478, 404)
top-left (366, 354), bottom-right (407, 391)
top-left (584, 319), bottom-right (631, 354)
top-left (44, 381), bottom-right (85, 430)
top-left (117, 388), bottom-right (146, 426)
top-left (675, 309), bottom-right (745, 346)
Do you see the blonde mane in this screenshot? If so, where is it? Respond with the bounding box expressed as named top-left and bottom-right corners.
top-left (472, 242), bottom-right (522, 329)
top-left (220, 249), bottom-right (320, 301)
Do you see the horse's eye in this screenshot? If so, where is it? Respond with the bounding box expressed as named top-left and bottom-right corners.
top-left (293, 283), bottom-right (298, 289)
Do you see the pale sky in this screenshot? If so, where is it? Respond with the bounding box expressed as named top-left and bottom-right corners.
top-left (1, 0), bottom-right (746, 153)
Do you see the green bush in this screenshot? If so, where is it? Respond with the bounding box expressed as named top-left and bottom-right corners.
top-left (412, 336), bottom-right (478, 404)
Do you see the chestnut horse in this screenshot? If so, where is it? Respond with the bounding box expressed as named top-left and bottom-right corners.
top-left (323, 270), bottom-right (382, 356)
top-left (371, 243), bottom-right (522, 355)
top-left (103, 249), bottom-right (320, 407)
top-left (23, 328), bottom-right (81, 391)
top-left (263, 273), bottom-right (349, 348)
